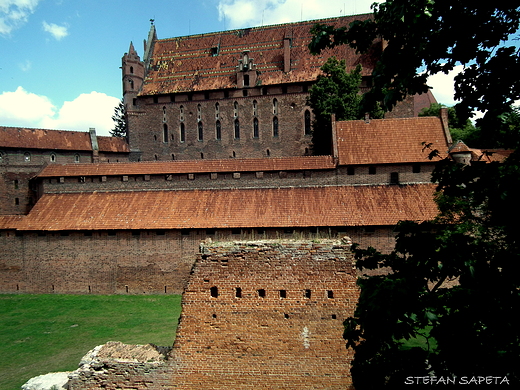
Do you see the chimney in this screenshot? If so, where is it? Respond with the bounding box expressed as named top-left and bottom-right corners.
top-left (439, 107), bottom-right (453, 145)
top-left (89, 128), bottom-right (99, 163)
top-left (283, 38), bottom-right (291, 73)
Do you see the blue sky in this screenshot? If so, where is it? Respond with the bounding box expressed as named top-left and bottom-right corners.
top-left (1, 0), bottom-right (459, 136)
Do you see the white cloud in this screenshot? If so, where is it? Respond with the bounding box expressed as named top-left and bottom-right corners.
top-left (0, 87), bottom-right (119, 136)
top-left (426, 65), bottom-right (463, 107)
top-left (217, 0), bottom-right (378, 29)
top-left (0, 0), bottom-right (40, 35)
top-left (42, 21), bottom-right (68, 40)
top-left (40, 92), bottom-right (120, 136)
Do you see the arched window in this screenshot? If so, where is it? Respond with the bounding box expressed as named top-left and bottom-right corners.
top-left (253, 100), bottom-right (258, 116)
top-left (179, 105), bottom-right (184, 122)
top-left (215, 120), bottom-right (221, 140)
top-left (50, 153), bottom-right (56, 163)
top-left (234, 119), bottom-right (240, 139)
top-left (129, 79), bottom-right (134, 89)
top-left (215, 102), bottom-right (220, 119)
top-left (24, 152), bottom-right (31, 162)
top-left (74, 154), bottom-right (80, 163)
top-left (304, 109), bottom-right (311, 135)
top-left (180, 123), bottom-right (186, 142)
top-left (163, 124), bottom-right (169, 143)
top-left (253, 117), bottom-right (259, 138)
top-left (130, 66), bottom-right (134, 74)
top-left (273, 98), bottom-right (278, 115)
top-left (197, 104), bottom-right (202, 121)
top-left (233, 101), bottom-right (238, 118)
top-left (272, 116), bottom-right (279, 137)
top-left (198, 122), bottom-right (203, 141)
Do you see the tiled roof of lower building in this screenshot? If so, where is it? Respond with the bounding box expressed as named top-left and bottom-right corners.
top-left (18, 184), bottom-right (438, 231)
top-left (335, 116), bottom-right (450, 165)
top-left (36, 155), bottom-right (336, 177)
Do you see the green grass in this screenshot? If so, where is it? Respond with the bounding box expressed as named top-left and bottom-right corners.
top-left (0, 294), bottom-right (182, 390)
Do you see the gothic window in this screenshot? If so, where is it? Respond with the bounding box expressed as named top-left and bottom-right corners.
top-left (272, 116), bottom-right (279, 137)
top-left (74, 154), bottom-right (80, 163)
top-left (233, 101), bottom-right (238, 118)
top-left (130, 66), bottom-right (134, 74)
top-left (215, 102), bottom-right (219, 119)
top-left (163, 124), bottom-right (169, 143)
top-left (50, 153), bottom-right (56, 163)
top-left (304, 109), bottom-right (311, 135)
top-left (253, 118), bottom-right (259, 138)
top-left (273, 98), bottom-right (278, 115)
top-left (197, 104), bottom-right (202, 121)
top-left (234, 119), bottom-right (240, 139)
top-left (216, 120), bottom-right (221, 140)
top-left (198, 122), bottom-right (203, 141)
top-left (24, 152), bottom-right (31, 162)
top-left (179, 105), bottom-right (184, 122)
top-left (243, 74), bottom-right (250, 87)
top-left (129, 79), bottom-right (134, 89)
top-left (253, 100), bottom-right (258, 116)
top-left (180, 123), bottom-right (186, 142)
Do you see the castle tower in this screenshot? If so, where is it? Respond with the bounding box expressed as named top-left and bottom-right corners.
top-left (121, 42), bottom-right (145, 108)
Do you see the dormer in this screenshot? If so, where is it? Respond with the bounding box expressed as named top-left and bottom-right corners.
top-left (237, 50), bottom-right (258, 88)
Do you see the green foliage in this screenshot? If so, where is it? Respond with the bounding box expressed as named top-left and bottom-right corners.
top-left (309, 4), bottom-right (520, 386)
top-left (307, 57), bottom-right (383, 155)
top-left (309, 2), bottom-right (520, 131)
top-left (110, 100), bottom-right (127, 138)
top-left (419, 103), bottom-right (479, 145)
top-left (0, 294), bottom-right (182, 390)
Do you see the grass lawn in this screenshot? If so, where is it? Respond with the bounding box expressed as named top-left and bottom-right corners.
top-left (0, 294), bottom-right (182, 390)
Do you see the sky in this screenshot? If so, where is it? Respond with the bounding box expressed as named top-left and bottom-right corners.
top-left (0, 0), bottom-right (460, 136)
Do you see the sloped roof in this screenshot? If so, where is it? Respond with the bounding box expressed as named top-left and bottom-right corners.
top-left (141, 14), bottom-right (380, 95)
top-left (0, 127), bottom-right (92, 151)
top-left (449, 141), bottom-right (513, 163)
top-left (0, 127), bottom-right (130, 153)
top-left (335, 116), bottom-right (450, 165)
top-left (36, 155), bottom-right (336, 177)
top-left (18, 184), bottom-right (437, 231)
top-left (97, 136), bottom-right (130, 153)
top-left (0, 215), bottom-right (25, 230)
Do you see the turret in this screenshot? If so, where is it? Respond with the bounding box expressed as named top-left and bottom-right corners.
top-left (121, 41), bottom-right (145, 108)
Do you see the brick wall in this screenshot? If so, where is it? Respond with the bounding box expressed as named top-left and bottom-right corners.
top-left (0, 227), bottom-right (395, 295)
top-left (67, 240), bottom-right (358, 390)
top-left (128, 87), bottom-right (314, 162)
top-left (39, 162), bottom-right (436, 196)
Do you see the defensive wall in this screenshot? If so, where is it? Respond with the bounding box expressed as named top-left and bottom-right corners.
top-left (66, 239), bottom-right (358, 389)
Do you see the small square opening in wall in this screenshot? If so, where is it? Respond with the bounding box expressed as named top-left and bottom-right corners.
top-left (279, 289), bottom-right (287, 298)
top-left (304, 289), bottom-right (312, 298)
top-left (327, 290), bottom-right (334, 299)
top-left (235, 287), bottom-right (242, 298)
top-left (258, 289), bottom-right (266, 298)
top-left (210, 286), bottom-right (219, 298)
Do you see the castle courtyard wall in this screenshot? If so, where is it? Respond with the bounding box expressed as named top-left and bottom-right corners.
top-left (66, 240), bottom-right (358, 390)
top-left (0, 227), bottom-right (394, 294)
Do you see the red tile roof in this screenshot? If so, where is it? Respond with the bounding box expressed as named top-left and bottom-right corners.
top-left (0, 127), bottom-right (129, 153)
top-left (0, 215), bottom-right (25, 230)
top-left (335, 116), bottom-right (450, 165)
top-left (36, 155), bottom-right (336, 177)
top-left (97, 136), bottom-right (130, 153)
top-left (18, 184), bottom-right (437, 231)
top-left (0, 127), bottom-right (92, 151)
top-left (141, 14), bottom-right (380, 95)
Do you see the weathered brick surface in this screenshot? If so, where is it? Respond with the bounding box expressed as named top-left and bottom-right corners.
top-left (66, 240), bottom-right (358, 390)
top-left (0, 228), bottom-right (392, 294)
top-left (169, 240), bottom-right (358, 389)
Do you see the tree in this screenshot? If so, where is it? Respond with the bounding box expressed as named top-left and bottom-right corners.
top-left (307, 57), bottom-right (383, 155)
top-left (419, 103), bottom-right (478, 146)
top-left (110, 100), bottom-right (127, 138)
top-left (309, 2), bottom-right (520, 134)
top-left (308, 3), bottom-right (520, 387)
